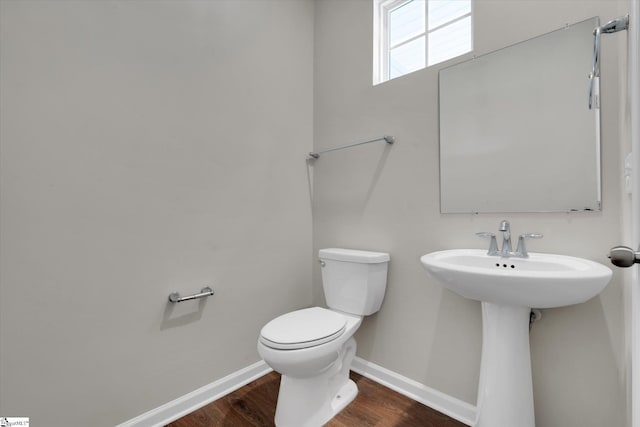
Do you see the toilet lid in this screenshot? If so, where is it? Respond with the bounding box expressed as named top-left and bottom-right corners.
top-left (260, 307), bottom-right (347, 350)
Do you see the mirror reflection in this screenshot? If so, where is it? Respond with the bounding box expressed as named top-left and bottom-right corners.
top-left (439, 17), bottom-right (601, 213)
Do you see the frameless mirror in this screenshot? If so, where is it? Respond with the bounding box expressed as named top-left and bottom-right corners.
top-left (439, 17), bottom-right (601, 213)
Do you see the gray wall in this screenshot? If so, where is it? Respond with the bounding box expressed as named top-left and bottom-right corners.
top-left (0, 1), bottom-right (632, 426)
top-left (312, 1), bottom-right (629, 426)
top-left (0, 1), bottom-right (313, 426)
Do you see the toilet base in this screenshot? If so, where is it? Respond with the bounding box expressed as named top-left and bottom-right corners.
top-left (331, 378), bottom-right (358, 416)
top-left (274, 337), bottom-right (357, 427)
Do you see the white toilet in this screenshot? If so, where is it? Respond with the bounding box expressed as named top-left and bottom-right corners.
top-left (257, 248), bottom-right (390, 427)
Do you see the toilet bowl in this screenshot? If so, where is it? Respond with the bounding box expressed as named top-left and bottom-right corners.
top-left (257, 248), bottom-right (389, 427)
top-left (258, 307), bottom-right (362, 426)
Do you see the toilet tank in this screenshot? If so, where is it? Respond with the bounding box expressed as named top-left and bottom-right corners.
top-left (319, 248), bottom-right (390, 316)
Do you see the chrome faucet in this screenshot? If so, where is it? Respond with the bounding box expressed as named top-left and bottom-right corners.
top-left (477, 220), bottom-right (543, 258)
top-left (498, 220), bottom-right (511, 256)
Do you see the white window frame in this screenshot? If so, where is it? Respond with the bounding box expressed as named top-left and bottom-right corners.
top-left (373, 0), bottom-right (473, 84)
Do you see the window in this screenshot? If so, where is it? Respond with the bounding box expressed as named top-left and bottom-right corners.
top-left (373, 0), bottom-right (472, 84)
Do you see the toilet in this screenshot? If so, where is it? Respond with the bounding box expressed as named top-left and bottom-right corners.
top-left (257, 248), bottom-right (390, 427)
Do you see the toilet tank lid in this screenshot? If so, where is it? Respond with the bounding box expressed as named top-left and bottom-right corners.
top-left (319, 248), bottom-right (390, 263)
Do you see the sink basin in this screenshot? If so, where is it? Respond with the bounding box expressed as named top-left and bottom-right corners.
top-left (420, 248), bottom-right (613, 427)
top-left (420, 249), bottom-right (612, 308)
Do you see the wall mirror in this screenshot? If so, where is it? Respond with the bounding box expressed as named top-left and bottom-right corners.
top-left (439, 17), bottom-right (601, 213)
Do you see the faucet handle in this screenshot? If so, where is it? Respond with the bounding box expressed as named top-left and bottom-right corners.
top-left (476, 232), bottom-right (499, 256)
top-left (516, 233), bottom-right (543, 257)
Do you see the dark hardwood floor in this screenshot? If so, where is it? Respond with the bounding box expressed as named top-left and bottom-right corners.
top-left (166, 371), bottom-right (468, 427)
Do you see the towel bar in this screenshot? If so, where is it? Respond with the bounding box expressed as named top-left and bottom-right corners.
top-left (168, 286), bottom-right (215, 303)
top-left (308, 135), bottom-right (394, 159)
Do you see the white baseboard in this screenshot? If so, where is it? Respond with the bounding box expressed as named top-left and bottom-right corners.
top-left (115, 360), bottom-right (273, 427)
top-left (116, 357), bottom-right (476, 427)
top-left (351, 356), bottom-right (477, 426)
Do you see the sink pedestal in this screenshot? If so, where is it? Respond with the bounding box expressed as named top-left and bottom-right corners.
top-left (421, 248), bottom-right (613, 427)
top-left (476, 302), bottom-right (535, 427)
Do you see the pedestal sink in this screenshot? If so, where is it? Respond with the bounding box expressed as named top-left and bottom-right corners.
top-left (420, 249), bottom-right (612, 427)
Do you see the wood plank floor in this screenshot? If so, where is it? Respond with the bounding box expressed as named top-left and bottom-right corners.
top-left (166, 371), bottom-right (468, 427)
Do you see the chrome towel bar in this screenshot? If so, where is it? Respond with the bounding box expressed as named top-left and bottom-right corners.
top-left (168, 286), bottom-right (215, 303)
top-left (308, 135), bottom-right (394, 159)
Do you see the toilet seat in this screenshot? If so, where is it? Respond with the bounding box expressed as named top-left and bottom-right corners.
top-left (259, 307), bottom-right (347, 350)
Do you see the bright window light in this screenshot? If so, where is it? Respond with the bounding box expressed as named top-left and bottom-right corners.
top-left (374, 0), bottom-right (472, 84)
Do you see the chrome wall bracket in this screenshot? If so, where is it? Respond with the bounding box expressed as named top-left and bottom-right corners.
top-left (168, 286), bottom-right (215, 303)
